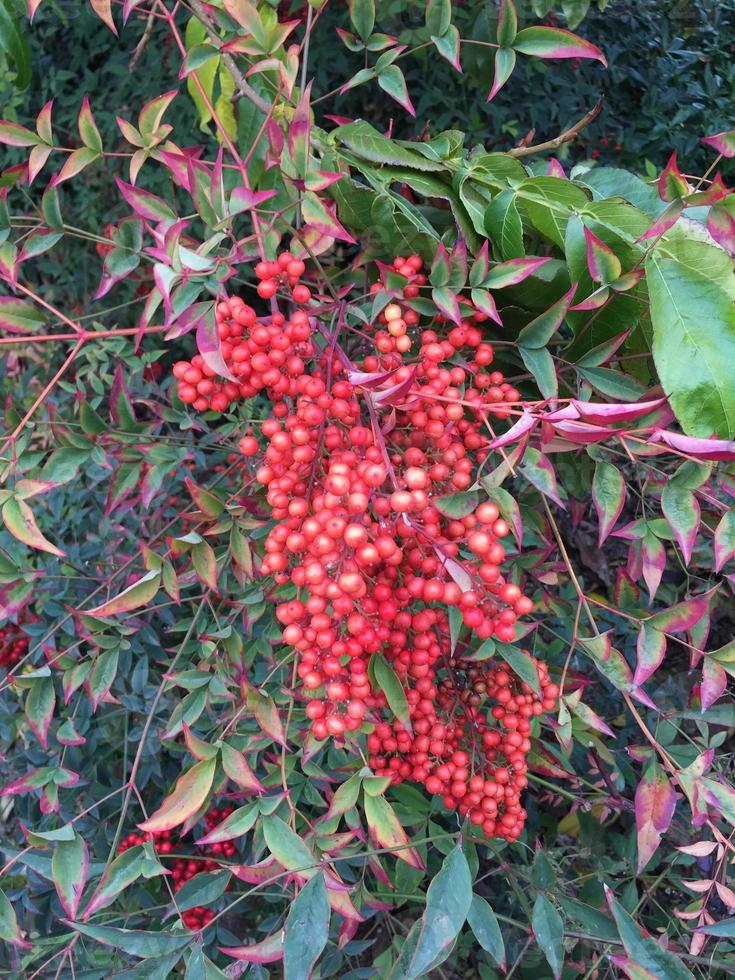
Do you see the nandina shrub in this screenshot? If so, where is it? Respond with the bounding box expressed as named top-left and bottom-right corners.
top-left (1, 1), bottom-right (735, 977)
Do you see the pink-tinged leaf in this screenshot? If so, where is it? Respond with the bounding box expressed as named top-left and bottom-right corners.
top-left (701, 657), bottom-right (727, 711)
top-left (579, 633), bottom-right (634, 692)
top-left (430, 241), bottom-right (451, 287)
top-left (431, 285), bottom-right (462, 325)
top-left (646, 593), bottom-right (711, 634)
top-left (650, 428), bottom-right (735, 461)
top-left (583, 227), bottom-right (621, 284)
top-left (520, 447), bottom-right (565, 508)
top-left (546, 158), bottom-right (567, 178)
top-left (676, 840), bottom-right (718, 857)
top-left (2, 497), bottom-right (65, 557)
top-left (487, 47), bottom-right (516, 101)
top-left (81, 848), bottom-right (150, 920)
top-left (439, 555), bottom-right (473, 593)
top-left (0, 296), bottom-right (45, 333)
top-left (246, 687), bottom-right (287, 746)
top-left (78, 96), bottom-right (103, 153)
top-left (373, 369), bottom-right (417, 407)
top-left (635, 759), bottom-right (676, 871)
top-left (701, 129), bottom-right (735, 158)
top-left (84, 568), bottom-right (160, 617)
top-left (568, 698), bottom-right (614, 738)
top-left (88, 0), bottom-right (117, 33)
top-left (484, 256), bottom-right (551, 289)
top-left (115, 178), bottom-right (175, 222)
top-left (570, 285), bottom-right (609, 310)
top-left (52, 834), bottom-right (89, 919)
top-left (431, 24), bottom-right (461, 72)
top-left (496, 0), bottom-right (518, 46)
top-left (364, 793), bottom-right (424, 869)
top-left (304, 170), bottom-right (344, 192)
top-left (714, 510), bottom-right (735, 572)
top-left (469, 240), bottom-right (490, 287)
top-left (661, 482), bottom-right (700, 564)
top-left (658, 152), bottom-right (690, 201)
top-left (221, 932), bottom-right (284, 963)
top-left (138, 89), bottom-right (177, 138)
top-left (228, 186), bottom-right (278, 218)
top-left (56, 718), bottom-right (85, 746)
top-left (641, 532), bottom-right (665, 602)
top-left (707, 204), bottom-right (735, 256)
top-left (610, 269), bottom-right (646, 293)
top-left (574, 398), bottom-right (668, 426)
top-left (592, 461), bottom-right (625, 545)
top-left (378, 65), bottom-right (415, 117)
top-left (288, 81), bottom-right (312, 176)
top-left (685, 172), bottom-right (729, 207)
top-left (27, 0), bottom-right (44, 20)
top-left (0, 120), bottom-right (38, 147)
top-left (1, 767), bottom-right (54, 797)
top-left (196, 308), bottom-right (238, 384)
top-left (138, 757), bottom-right (216, 833)
top-left (54, 147), bottom-right (99, 185)
top-left (25, 675), bottom-right (55, 749)
top-left (220, 742), bottom-right (263, 793)
top-left (512, 26), bottom-right (607, 65)
top-left (488, 411), bottom-right (537, 449)
top-left (301, 192), bottom-right (356, 244)
top-left (609, 955), bottom-right (658, 980)
top-left (0, 889), bottom-right (29, 949)
top-left (633, 625), bottom-right (666, 687)
top-left (28, 144), bottom-right (52, 185)
top-left (348, 368), bottom-right (397, 389)
top-left (636, 200), bottom-right (683, 242)
top-left (232, 856), bottom-right (280, 885)
top-left (551, 419), bottom-right (615, 444)
top-left (470, 288), bottom-right (502, 325)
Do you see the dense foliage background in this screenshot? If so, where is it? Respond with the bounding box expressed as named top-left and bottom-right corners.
top-left (1, 1), bottom-right (735, 978)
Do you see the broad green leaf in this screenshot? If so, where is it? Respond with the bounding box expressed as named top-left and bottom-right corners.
top-left (531, 894), bottom-right (564, 979)
top-left (52, 833), bottom-right (89, 919)
top-left (647, 247), bottom-right (735, 438)
top-left (82, 847), bottom-right (146, 919)
top-left (333, 121), bottom-right (444, 171)
top-left (65, 921), bottom-right (194, 959)
top-left (605, 888), bottom-right (693, 979)
top-left (283, 873), bottom-right (330, 980)
top-left (84, 569), bottom-right (161, 617)
top-left (197, 803), bottom-right (258, 845)
top-left (262, 813), bottom-right (318, 875)
top-left (371, 653), bottom-right (412, 734)
top-left (519, 345), bottom-right (557, 399)
top-left (494, 642), bottom-right (542, 695)
top-left (467, 894), bottom-right (505, 970)
top-left (173, 870), bottom-right (231, 913)
top-left (485, 189), bottom-right (524, 259)
top-left (0, 886), bottom-right (27, 947)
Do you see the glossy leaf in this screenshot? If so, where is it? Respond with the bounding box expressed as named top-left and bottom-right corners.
top-left (531, 894), bottom-right (564, 980)
top-left (513, 26), bottom-right (606, 65)
top-left (371, 653), bottom-right (412, 733)
top-left (584, 227), bottom-right (621, 283)
top-left (85, 569), bottom-right (161, 617)
top-left (0, 887), bottom-right (28, 947)
top-left (634, 759), bottom-right (676, 871)
top-left (516, 285), bottom-right (576, 348)
top-left (197, 803), bottom-right (258, 845)
top-left (64, 921), bottom-right (193, 958)
top-left (81, 847), bottom-right (147, 919)
top-left (592, 461), bottom-right (625, 545)
top-left (714, 510), bottom-right (735, 572)
top-left (467, 894), bottom-right (506, 970)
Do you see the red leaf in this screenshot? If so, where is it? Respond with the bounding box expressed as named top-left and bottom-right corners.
top-left (658, 152), bottom-right (690, 201)
top-left (633, 624), bottom-right (666, 687)
top-left (650, 428), bottom-right (735, 461)
top-left (701, 129), bottom-right (735, 158)
top-left (634, 759), bottom-right (676, 871)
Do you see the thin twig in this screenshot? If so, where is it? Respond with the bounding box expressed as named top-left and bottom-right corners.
top-left (508, 98), bottom-right (604, 158)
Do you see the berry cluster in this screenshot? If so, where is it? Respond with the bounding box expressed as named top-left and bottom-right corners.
top-left (174, 248), bottom-right (558, 841)
top-left (0, 620), bottom-right (29, 670)
top-left (119, 804), bottom-right (235, 930)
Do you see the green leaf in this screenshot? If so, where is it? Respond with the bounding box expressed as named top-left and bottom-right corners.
top-left (519, 345), bottom-right (557, 399)
top-left (404, 845), bottom-right (472, 978)
top-left (81, 847), bottom-right (146, 919)
top-left (532, 894), bottom-right (564, 979)
top-left (605, 888), bottom-right (693, 979)
top-left (0, 886), bottom-right (27, 947)
top-left (349, 0), bottom-right (374, 41)
top-left (25, 674), bottom-right (55, 748)
top-left (363, 793), bottom-right (424, 868)
top-left (262, 813), bottom-right (318, 875)
top-left (485, 189), bottom-right (524, 259)
top-left (494, 642), bottom-right (542, 695)
top-left (425, 0), bottom-right (451, 36)
top-left (138, 757), bottom-right (216, 834)
top-left (496, 0), bottom-right (518, 46)
top-left (197, 803), bottom-right (258, 844)
top-left (2, 496), bottom-right (65, 557)
top-left (433, 491), bottom-right (479, 518)
top-left (333, 121), bottom-right (444, 171)
top-left (467, 894), bottom-right (505, 970)
top-left (647, 246), bottom-right (735, 438)
top-left (0, 0), bottom-right (31, 90)
top-left (173, 870), bottom-right (230, 913)
top-left (64, 921), bottom-right (193, 959)
top-left (371, 653), bottom-right (412, 734)
top-left (517, 286), bottom-right (575, 348)
top-left (51, 834), bottom-right (88, 920)
top-left (283, 873), bottom-right (330, 980)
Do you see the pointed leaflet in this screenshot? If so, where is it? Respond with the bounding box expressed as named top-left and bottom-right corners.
top-left (84, 569), bottom-right (161, 617)
top-left (138, 757), bottom-right (216, 833)
top-left (220, 932), bottom-right (284, 963)
top-left (701, 128), bottom-right (735, 157)
top-left (634, 759), bottom-right (677, 872)
top-left (78, 96), bottom-right (103, 153)
top-left (467, 895), bottom-right (505, 971)
top-left (246, 687), bottom-right (287, 746)
top-left (220, 742), bottom-right (263, 793)
top-left (196, 803), bottom-right (258, 845)
top-left (288, 81), bottom-right (312, 177)
top-left (645, 593), bottom-right (711, 633)
top-left (658, 153), bottom-right (690, 201)
top-left (378, 66), bottom-right (415, 117)
top-left (512, 26), bottom-right (606, 64)
top-left (25, 675), bottom-right (55, 748)
top-left (605, 887), bottom-right (694, 980)
top-left (519, 448), bottom-right (565, 508)
top-left (641, 531), bottom-right (665, 601)
top-left (2, 496), bottom-right (65, 557)
top-left (592, 461), bottom-right (625, 545)
top-left (584, 227), bottom-right (621, 284)
top-left (488, 47), bottom-right (516, 101)
top-left (283, 873), bottom-right (330, 980)
top-left (707, 204), bottom-right (735, 257)
top-left (64, 921), bottom-right (193, 959)
top-left (363, 793), bottom-right (424, 868)
top-left (0, 887), bottom-right (28, 948)
top-left (532, 895), bottom-right (564, 980)
top-left (402, 845), bottom-right (472, 979)
top-left (516, 285), bottom-right (576, 348)
top-left (661, 482), bottom-right (700, 565)
top-left (262, 813), bottom-right (317, 876)
top-left (371, 653), bottom-right (412, 734)
top-left (714, 510), bottom-right (735, 572)
top-left (650, 428), bottom-right (735, 461)
top-left (633, 625), bottom-right (666, 687)
top-left (81, 847), bottom-right (150, 919)
top-left (701, 657), bottom-right (727, 711)
top-left (483, 256), bottom-right (551, 289)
